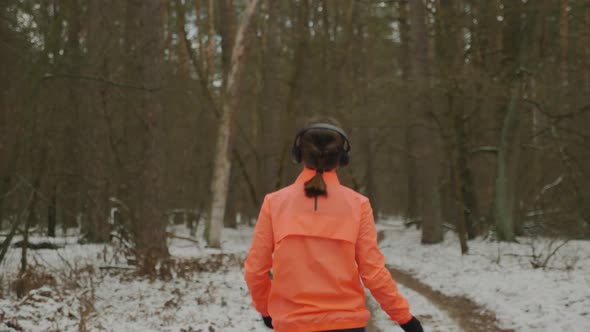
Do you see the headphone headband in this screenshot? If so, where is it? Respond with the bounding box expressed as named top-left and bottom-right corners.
top-left (294, 123), bottom-right (351, 152)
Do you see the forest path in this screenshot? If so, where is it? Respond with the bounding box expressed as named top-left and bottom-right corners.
top-left (366, 231), bottom-right (515, 332)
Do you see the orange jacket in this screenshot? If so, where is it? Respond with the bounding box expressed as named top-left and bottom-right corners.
top-left (244, 168), bottom-right (412, 332)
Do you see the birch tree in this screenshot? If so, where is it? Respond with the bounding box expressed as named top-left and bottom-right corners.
top-left (207, 0), bottom-right (260, 248)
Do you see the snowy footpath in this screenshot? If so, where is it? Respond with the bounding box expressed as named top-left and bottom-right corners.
top-left (377, 219), bottom-right (590, 332)
top-left (1, 221), bottom-right (589, 331)
top-left (368, 284), bottom-right (460, 332)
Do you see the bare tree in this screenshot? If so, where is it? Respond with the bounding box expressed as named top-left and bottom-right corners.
top-left (123, 0), bottom-right (169, 258)
top-left (2, 0), bottom-right (590, 256)
top-left (492, 1), bottom-right (538, 241)
top-left (409, 0), bottom-right (443, 244)
top-left (207, 0), bottom-right (260, 248)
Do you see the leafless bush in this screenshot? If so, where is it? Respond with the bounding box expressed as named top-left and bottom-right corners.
top-left (3, 319), bottom-right (24, 331)
top-left (196, 281), bottom-right (217, 305)
top-left (561, 253), bottom-right (580, 271)
top-left (158, 258), bottom-right (175, 281)
top-left (528, 238), bottom-right (571, 270)
top-left (174, 253), bottom-right (244, 279)
top-left (492, 243), bottom-right (503, 265)
top-left (11, 264), bottom-right (57, 298)
top-left (163, 287), bottom-right (183, 309)
top-left (109, 222), bottom-right (137, 266)
top-left (78, 289), bottom-right (96, 332)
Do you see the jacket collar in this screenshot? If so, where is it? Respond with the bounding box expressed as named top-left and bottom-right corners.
top-left (295, 167), bottom-right (340, 185)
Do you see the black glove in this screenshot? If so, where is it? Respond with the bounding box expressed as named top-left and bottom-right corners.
top-left (400, 316), bottom-right (423, 332)
top-left (262, 316), bottom-right (273, 329)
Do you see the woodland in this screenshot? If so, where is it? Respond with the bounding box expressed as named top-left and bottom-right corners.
top-left (1, 0), bottom-right (589, 264)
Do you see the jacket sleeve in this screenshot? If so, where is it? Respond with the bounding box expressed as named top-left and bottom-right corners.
top-left (244, 196), bottom-right (274, 316)
top-left (355, 199), bottom-right (413, 324)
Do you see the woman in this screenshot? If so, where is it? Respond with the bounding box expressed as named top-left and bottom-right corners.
top-left (245, 121), bottom-right (423, 332)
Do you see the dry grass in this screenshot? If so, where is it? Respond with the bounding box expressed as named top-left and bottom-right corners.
top-left (174, 253), bottom-right (244, 278)
top-left (3, 260), bottom-right (100, 331)
top-left (133, 252), bottom-right (245, 281)
top-left (78, 290), bottom-right (95, 332)
top-left (2, 249), bottom-right (244, 331)
top-left (11, 264), bottom-right (57, 298)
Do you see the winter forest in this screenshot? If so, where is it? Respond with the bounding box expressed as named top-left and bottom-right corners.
top-left (1, 0), bottom-right (590, 331)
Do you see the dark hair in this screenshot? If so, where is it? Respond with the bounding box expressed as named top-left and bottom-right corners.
top-left (299, 120), bottom-right (347, 197)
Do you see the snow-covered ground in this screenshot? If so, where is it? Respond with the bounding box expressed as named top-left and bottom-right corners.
top-left (1, 220), bottom-right (589, 331)
top-left (377, 219), bottom-right (590, 332)
top-left (0, 224), bottom-right (459, 332)
top-left (0, 226), bottom-right (261, 331)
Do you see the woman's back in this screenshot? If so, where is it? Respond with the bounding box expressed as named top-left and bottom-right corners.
top-left (262, 168), bottom-right (370, 331)
top-left (244, 122), bottom-right (422, 332)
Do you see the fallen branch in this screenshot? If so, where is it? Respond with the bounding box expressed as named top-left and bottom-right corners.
top-left (403, 218), bottom-right (422, 228)
top-left (0, 191), bottom-right (33, 265)
top-left (443, 223), bottom-right (456, 231)
top-left (469, 146), bottom-right (499, 154)
top-left (12, 241), bottom-right (64, 250)
top-left (98, 265), bottom-right (136, 271)
top-left (539, 239), bottom-right (571, 269)
top-left (166, 232), bottom-right (199, 245)
top-left (529, 238), bottom-right (572, 269)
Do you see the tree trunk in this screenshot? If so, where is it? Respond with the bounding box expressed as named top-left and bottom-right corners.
top-left (492, 85), bottom-right (520, 241)
top-left (452, 164), bottom-right (469, 254)
top-left (20, 164), bottom-right (45, 276)
top-left (207, 0), bottom-right (260, 248)
top-left (451, 96), bottom-right (469, 253)
top-left (83, 0), bottom-right (112, 243)
top-left (274, 0), bottom-right (310, 190)
top-left (559, 0), bottom-right (568, 87)
top-left (0, 149), bottom-right (19, 235)
top-left (0, 211), bottom-right (22, 266)
top-left (439, 0), bottom-right (477, 241)
top-left (194, 0), bottom-right (207, 77)
top-left (409, 0), bottom-right (443, 244)
top-left (492, 1), bottom-right (537, 242)
top-left (399, 1), bottom-right (418, 224)
top-left (257, 0), bottom-right (282, 195)
top-left (365, 129), bottom-right (378, 213)
top-left (21, 189), bottom-right (38, 275)
top-left (132, 0), bottom-right (169, 258)
top-left (583, 3), bottom-right (590, 91)
top-left (219, 0), bottom-right (238, 80)
top-left (174, 0), bottom-right (191, 76)
top-left (457, 122), bottom-right (479, 239)
top-left (47, 185), bottom-right (57, 237)
top-left (207, 0), bottom-right (216, 79)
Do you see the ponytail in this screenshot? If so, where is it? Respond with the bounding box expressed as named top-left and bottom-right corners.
top-left (296, 121), bottom-right (348, 198)
top-left (304, 169), bottom-right (327, 197)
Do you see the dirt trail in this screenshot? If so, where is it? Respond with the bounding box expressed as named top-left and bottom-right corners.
top-left (366, 310), bottom-right (380, 332)
top-left (366, 231), bottom-right (516, 332)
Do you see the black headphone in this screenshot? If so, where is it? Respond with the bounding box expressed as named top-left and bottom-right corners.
top-left (291, 123), bottom-right (351, 166)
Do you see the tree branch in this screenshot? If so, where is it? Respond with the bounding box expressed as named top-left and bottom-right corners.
top-left (41, 74), bottom-right (160, 91)
top-left (469, 146), bottom-right (499, 154)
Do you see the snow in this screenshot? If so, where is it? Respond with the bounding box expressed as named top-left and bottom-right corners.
top-left (377, 218), bottom-right (590, 332)
top-left (0, 225), bottom-right (259, 331)
top-left (1, 220), bottom-right (589, 331)
top-left (0, 265), bottom-right (261, 331)
top-left (89, 269), bottom-right (260, 331)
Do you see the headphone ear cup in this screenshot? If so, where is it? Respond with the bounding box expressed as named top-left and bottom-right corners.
top-left (339, 152), bottom-right (349, 166)
top-left (291, 145), bottom-right (302, 164)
